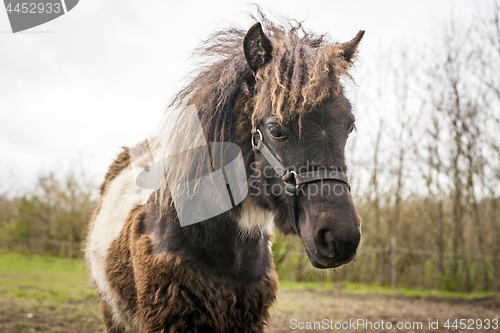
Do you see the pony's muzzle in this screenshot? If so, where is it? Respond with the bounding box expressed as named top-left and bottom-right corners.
top-left (298, 187), bottom-right (361, 268)
top-left (314, 226), bottom-right (360, 263)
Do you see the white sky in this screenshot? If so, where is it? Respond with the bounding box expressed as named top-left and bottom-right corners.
top-left (0, 0), bottom-right (482, 193)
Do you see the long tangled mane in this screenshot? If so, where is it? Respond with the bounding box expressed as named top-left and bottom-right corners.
top-left (172, 11), bottom-right (355, 131)
top-left (150, 10), bottom-right (356, 211)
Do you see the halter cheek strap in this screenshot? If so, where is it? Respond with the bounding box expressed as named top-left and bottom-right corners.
top-left (251, 127), bottom-right (351, 236)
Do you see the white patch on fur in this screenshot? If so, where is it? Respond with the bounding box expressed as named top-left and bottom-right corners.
top-left (86, 166), bottom-right (151, 331)
top-left (237, 198), bottom-right (274, 238)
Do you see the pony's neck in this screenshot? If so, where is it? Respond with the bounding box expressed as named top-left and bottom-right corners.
top-left (143, 202), bottom-right (273, 282)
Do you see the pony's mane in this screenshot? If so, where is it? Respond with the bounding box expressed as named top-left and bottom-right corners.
top-left (171, 11), bottom-right (355, 129)
top-left (149, 11), bottom-right (356, 213)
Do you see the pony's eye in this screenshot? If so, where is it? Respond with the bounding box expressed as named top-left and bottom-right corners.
top-left (348, 114), bottom-right (356, 135)
top-left (348, 122), bottom-right (355, 134)
top-left (268, 124), bottom-right (286, 139)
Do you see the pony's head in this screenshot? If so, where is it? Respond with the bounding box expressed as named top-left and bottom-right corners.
top-left (160, 15), bottom-right (363, 269)
top-left (242, 21), bottom-right (363, 269)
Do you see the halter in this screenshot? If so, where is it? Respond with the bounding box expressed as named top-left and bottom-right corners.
top-left (251, 127), bottom-right (351, 236)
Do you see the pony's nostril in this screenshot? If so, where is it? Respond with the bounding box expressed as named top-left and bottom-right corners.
top-left (315, 229), bottom-right (336, 258)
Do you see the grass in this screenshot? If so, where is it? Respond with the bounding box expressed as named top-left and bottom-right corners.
top-left (0, 250), bottom-right (95, 304)
top-left (279, 279), bottom-right (499, 300)
top-left (0, 251), bottom-right (103, 332)
top-left (1, 250), bottom-right (498, 303)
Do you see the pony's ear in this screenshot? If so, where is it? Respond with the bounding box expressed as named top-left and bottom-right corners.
top-left (244, 22), bottom-right (273, 73)
top-left (338, 30), bottom-right (365, 62)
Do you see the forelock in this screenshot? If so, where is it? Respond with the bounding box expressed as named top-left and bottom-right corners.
top-left (251, 21), bottom-right (354, 125)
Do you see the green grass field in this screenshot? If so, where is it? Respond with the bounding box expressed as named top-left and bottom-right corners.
top-left (0, 251), bottom-right (102, 333)
top-left (1, 250), bottom-right (495, 304)
top-left (278, 280), bottom-right (498, 300)
top-left (0, 251), bottom-right (95, 303)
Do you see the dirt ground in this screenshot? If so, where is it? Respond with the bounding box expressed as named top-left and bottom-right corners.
top-left (0, 288), bottom-right (499, 333)
top-left (271, 289), bottom-right (500, 332)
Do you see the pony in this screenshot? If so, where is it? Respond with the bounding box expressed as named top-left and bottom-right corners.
top-left (86, 13), bottom-right (364, 333)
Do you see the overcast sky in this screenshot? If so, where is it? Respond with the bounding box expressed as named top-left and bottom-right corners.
top-left (0, 0), bottom-right (482, 193)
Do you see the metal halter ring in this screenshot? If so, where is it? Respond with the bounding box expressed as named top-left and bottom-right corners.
top-left (283, 170), bottom-right (298, 195)
top-left (251, 128), bottom-right (263, 147)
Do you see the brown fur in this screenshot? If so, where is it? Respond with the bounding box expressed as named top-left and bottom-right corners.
top-left (87, 148), bottom-right (134, 332)
top-left (102, 302), bottom-right (124, 333)
top-left (133, 212), bottom-right (278, 333)
top-left (105, 206), bottom-right (140, 315)
top-left (96, 149), bottom-right (279, 332)
top-left (103, 201), bottom-right (278, 333)
top-left (86, 146), bottom-right (131, 263)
